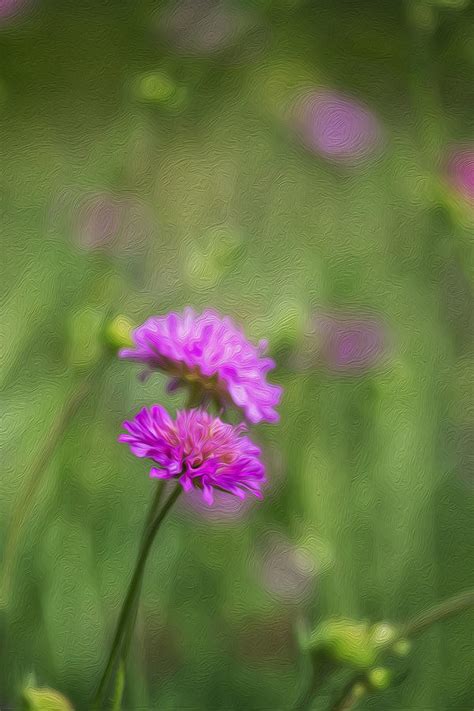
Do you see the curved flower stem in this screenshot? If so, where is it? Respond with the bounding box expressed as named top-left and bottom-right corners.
top-left (0, 361), bottom-right (109, 607)
top-left (329, 675), bottom-right (366, 711)
top-left (93, 483), bottom-right (182, 710)
top-left (108, 479), bottom-right (165, 703)
top-left (293, 659), bottom-right (334, 710)
top-left (121, 481), bottom-right (166, 641)
top-left (328, 589), bottom-right (474, 711)
top-left (402, 589), bottom-right (474, 639)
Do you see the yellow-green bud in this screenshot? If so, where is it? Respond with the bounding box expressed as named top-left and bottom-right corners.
top-left (103, 315), bottom-right (134, 352)
top-left (352, 682), bottom-right (367, 700)
top-left (132, 71), bottom-right (187, 110)
top-left (309, 618), bottom-right (377, 670)
top-left (393, 638), bottom-right (412, 657)
top-left (22, 687), bottom-right (74, 711)
top-left (368, 666), bottom-right (392, 691)
top-left (369, 621), bottom-right (398, 649)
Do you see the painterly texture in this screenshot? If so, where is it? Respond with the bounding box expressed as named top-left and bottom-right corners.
top-left (1, 1), bottom-right (473, 710)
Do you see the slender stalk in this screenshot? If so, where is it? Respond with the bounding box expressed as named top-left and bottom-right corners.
top-left (0, 362), bottom-right (109, 607)
top-left (402, 589), bottom-right (474, 639)
top-left (328, 589), bottom-right (474, 711)
top-left (111, 481), bottom-right (166, 688)
top-left (329, 675), bottom-right (366, 711)
top-left (93, 483), bottom-right (182, 710)
top-left (293, 659), bottom-right (334, 710)
top-left (111, 661), bottom-right (125, 711)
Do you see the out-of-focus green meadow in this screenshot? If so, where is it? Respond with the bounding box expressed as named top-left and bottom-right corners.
top-left (1, 0), bottom-right (473, 709)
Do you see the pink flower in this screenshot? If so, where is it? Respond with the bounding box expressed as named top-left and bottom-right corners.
top-left (0, 0), bottom-right (29, 21)
top-left (315, 313), bottom-right (387, 373)
top-left (260, 535), bottom-right (316, 603)
top-left (294, 89), bottom-right (382, 164)
top-left (119, 406), bottom-right (266, 505)
top-left (157, 0), bottom-right (252, 56)
top-left (120, 309), bottom-right (282, 424)
top-left (446, 147), bottom-right (474, 202)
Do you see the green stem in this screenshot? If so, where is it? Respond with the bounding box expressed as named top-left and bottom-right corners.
top-left (329, 675), bottom-right (366, 711)
top-left (93, 483), bottom-right (182, 710)
top-left (111, 661), bottom-right (125, 711)
top-left (402, 589), bottom-right (474, 639)
top-left (293, 659), bottom-right (334, 710)
top-left (328, 589), bottom-right (474, 711)
top-left (117, 480), bottom-right (166, 669)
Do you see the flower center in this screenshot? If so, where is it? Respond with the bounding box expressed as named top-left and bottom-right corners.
top-left (189, 456), bottom-right (203, 469)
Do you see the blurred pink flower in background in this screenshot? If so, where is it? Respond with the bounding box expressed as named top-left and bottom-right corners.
top-left (70, 191), bottom-right (150, 254)
top-left (258, 533), bottom-right (317, 604)
top-left (294, 89), bottom-right (383, 164)
top-left (157, 0), bottom-right (253, 55)
top-left (446, 147), bottom-right (474, 202)
top-left (75, 193), bottom-right (124, 250)
top-left (315, 312), bottom-right (388, 373)
top-left (0, 0), bottom-right (29, 21)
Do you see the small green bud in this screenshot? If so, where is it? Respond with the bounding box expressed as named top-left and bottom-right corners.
top-left (369, 621), bottom-right (398, 649)
top-left (22, 687), bottom-right (74, 711)
top-left (103, 315), bottom-right (134, 352)
top-left (352, 682), bottom-right (367, 700)
top-left (308, 618), bottom-right (377, 670)
top-left (367, 666), bottom-right (392, 691)
top-left (135, 71), bottom-right (175, 102)
top-left (132, 71), bottom-right (187, 110)
top-left (392, 638), bottom-right (412, 657)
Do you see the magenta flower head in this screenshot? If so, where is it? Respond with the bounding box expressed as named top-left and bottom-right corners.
top-left (119, 405), bottom-right (266, 505)
top-left (119, 309), bottom-right (282, 424)
top-left (294, 89), bottom-right (383, 165)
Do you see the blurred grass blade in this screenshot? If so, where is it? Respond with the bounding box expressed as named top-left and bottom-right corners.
top-left (0, 360), bottom-right (110, 607)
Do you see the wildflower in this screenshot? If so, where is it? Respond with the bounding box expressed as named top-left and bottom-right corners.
top-left (446, 147), bottom-right (474, 202)
top-left (76, 193), bottom-right (123, 250)
top-left (259, 533), bottom-right (316, 603)
top-left (119, 406), bottom-right (266, 505)
top-left (157, 0), bottom-right (252, 56)
top-left (294, 89), bottom-right (382, 164)
top-left (119, 308), bottom-right (282, 424)
top-left (315, 312), bottom-right (387, 373)
top-left (0, 0), bottom-right (28, 21)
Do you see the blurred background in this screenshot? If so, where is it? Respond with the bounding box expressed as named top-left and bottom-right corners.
top-left (1, 0), bottom-right (473, 709)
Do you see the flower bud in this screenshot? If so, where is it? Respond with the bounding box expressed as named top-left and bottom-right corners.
top-left (103, 315), bottom-right (134, 353)
top-left (352, 682), bottom-right (367, 700)
top-left (392, 638), bottom-right (412, 657)
top-left (369, 621), bottom-right (398, 649)
top-left (22, 687), bottom-right (74, 711)
top-left (367, 666), bottom-right (392, 691)
top-left (132, 71), bottom-right (187, 111)
top-left (308, 618), bottom-right (377, 670)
